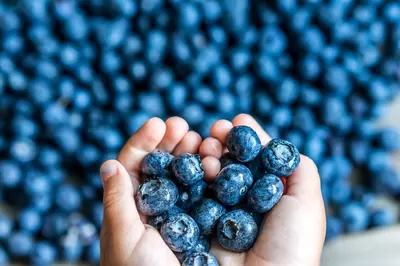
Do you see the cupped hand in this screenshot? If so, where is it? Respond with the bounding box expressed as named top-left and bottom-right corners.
top-left (99, 114), bottom-right (326, 266)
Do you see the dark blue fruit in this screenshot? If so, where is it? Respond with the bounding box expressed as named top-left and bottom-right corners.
top-left (213, 164), bottom-right (253, 206)
top-left (226, 126), bottom-right (262, 162)
top-left (183, 252), bottom-right (219, 266)
top-left (172, 154), bottom-right (204, 186)
top-left (141, 151), bottom-right (174, 177)
top-left (176, 180), bottom-right (207, 212)
top-left (176, 235), bottom-right (211, 263)
top-left (191, 199), bottom-right (226, 235)
top-left (247, 174), bottom-right (284, 213)
top-left (147, 206), bottom-right (184, 231)
top-left (261, 139), bottom-right (300, 177)
top-left (136, 177), bottom-right (179, 216)
top-left (160, 213), bottom-right (200, 252)
top-left (216, 210), bottom-right (258, 252)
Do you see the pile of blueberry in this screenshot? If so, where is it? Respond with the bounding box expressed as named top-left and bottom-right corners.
top-left (0, 0), bottom-right (399, 264)
top-left (138, 126), bottom-right (300, 265)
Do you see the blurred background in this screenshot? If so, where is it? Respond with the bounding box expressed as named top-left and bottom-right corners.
top-left (0, 0), bottom-right (399, 265)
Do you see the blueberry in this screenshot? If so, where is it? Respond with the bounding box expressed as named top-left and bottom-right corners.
top-left (182, 252), bottom-right (219, 266)
top-left (182, 103), bottom-right (205, 126)
top-left (60, 235), bottom-right (84, 262)
top-left (375, 128), bottom-right (400, 152)
top-left (213, 164), bottom-right (253, 206)
top-left (340, 202), bottom-right (370, 233)
top-left (330, 180), bottom-right (351, 205)
top-left (371, 207), bottom-right (398, 227)
top-left (226, 126), bottom-right (262, 162)
top-left (271, 105), bottom-right (292, 128)
top-left (160, 213), bottom-right (200, 252)
top-left (18, 208), bottom-right (42, 234)
top-left (177, 235), bottom-right (211, 263)
top-left (220, 153), bottom-right (239, 169)
top-left (326, 216), bottom-right (344, 241)
top-left (176, 180), bottom-right (207, 211)
top-left (0, 160), bottom-right (22, 188)
top-left (141, 151), bottom-right (174, 177)
top-left (231, 204), bottom-right (264, 227)
top-left (245, 154), bottom-right (265, 181)
top-left (216, 210), bottom-right (258, 252)
top-left (31, 241), bottom-right (57, 266)
top-left (261, 139), bottom-right (300, 177)
top-left (0, 214), bottom-right (13, 240)
top-left (9, 138), bottom-right (37, 163)
top-left (148, 206), bottom-right (184, 231)
top-left (136, 177), bottom-right (179, 216)
top-left (86, 238), bottom-right (100, 264)
top-left (54, 185), bottom-right (82, 213)
top-left (191, 199), bottom-right (226, 236)
top-left (7, 232), bottom-right (34, 258)
top-left (172, 154), bottom-right (204, 186)
top-left (0, 246), bottom-right (8, 266)
top-left (247, 173), bottom-right (283, 213)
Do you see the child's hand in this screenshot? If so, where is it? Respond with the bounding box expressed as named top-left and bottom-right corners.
top-left (99, 114), bottom-right (326, 266)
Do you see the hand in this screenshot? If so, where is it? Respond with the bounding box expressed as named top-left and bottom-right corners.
top-left (99, 117), bottom-right (200, 266)
top-left (199, 114), bottom-right (326, 266)
top-left (99, 114), bottom-right (326, 266)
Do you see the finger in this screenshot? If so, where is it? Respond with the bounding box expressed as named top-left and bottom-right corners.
top-left (286, 155), bottom-right (322, 204)
top-left (210, 119), bottom-right (233, 145)
top-left (157, 117), bottom-right (189, 152)
top-left (173, 131), bottom-right (202, 156)
top-left (117, 117), bottom-right (166, 180)
top-left (231, 113), bottom-right (271, 145)
top-left (199, 137), bottom-right (223, 159)
top-left (100, 160), bottom-right (145, 253)
top-left (202, 156), bottom-right (221, 182)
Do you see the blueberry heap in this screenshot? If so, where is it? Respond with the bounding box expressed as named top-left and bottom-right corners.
top-left (138, 126), bottom-right (300, 265)
top-left (0, 0), bottom-right (399, 264)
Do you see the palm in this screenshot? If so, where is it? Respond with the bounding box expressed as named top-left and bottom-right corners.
top-left (100, 114), bottom-right (325, 266)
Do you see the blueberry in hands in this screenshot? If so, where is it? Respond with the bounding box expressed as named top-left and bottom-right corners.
top-left (141, 151), bottom-right (174, 177)
top-left (213, 164), bottom-right (253, 206)
top-left (160, 213), bottom-right (200, 252)
top-left (176, 235), bottom-right (211, 263)
top-left (148, 206), bottom-right (184, 231)
top-left (136, 177), bottom-right (179, 216)
top-left (261, 139), bottom-right (300, 177)
top-left (191, 199), bottom-right (226, 235)
top-left (226, 126), bottom-right (262, 162)
top-left (247, 174), bottom-right (284, 213)
top-left (183, 252), bottom-right (220, 266)
top-left (216, 210), bottom-right (258, 252)
top-left (176, 180), bottom-right (207, 211)
top-left (220, 153), bottom-right (238, 168)
top-left (172, 153), bottom-right (204, 186)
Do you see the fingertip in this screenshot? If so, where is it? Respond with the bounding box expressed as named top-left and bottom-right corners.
top-left (173, 131), bottom-right (202, 156)
top-left (202, 156), bottom-right (221, 182)
top-left (210, 119), bottom-right (233, 145)
top-left (199, 137), bottom-right (223, 159)
top-left (157, 116), bottom-right (189, 152)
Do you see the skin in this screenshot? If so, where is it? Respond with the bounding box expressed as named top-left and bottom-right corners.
top-left (99, 114), bottom-right (326, 266)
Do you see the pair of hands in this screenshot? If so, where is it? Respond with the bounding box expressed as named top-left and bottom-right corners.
top-left (99, 114), bottom-right (326, 266)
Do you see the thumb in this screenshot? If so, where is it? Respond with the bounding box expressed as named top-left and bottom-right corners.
top-left (99, 160), bottom-right (145, 263)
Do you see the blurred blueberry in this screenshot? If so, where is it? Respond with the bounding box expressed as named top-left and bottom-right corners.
top-left (18, 208), bottom-right (42, 234)
top-left (179, 2), bottom-right (202, 30)
top-left (289, 8), bottom-right (312, 32)
top-left (42, 213), bottom-right (68, 239)
top-left (201, 0), bottom-right (222, 23)
top-left (273, 78), bottom-right (299, 104)
top-left (299, 84), bottom-right (322, 107)
top-left (0, 246), bottom-right (8, 266)
top-left (194, 85), bottom-right (216, 108)
top-left (208, 26), bottom-right (227, 47)
top-left (56, 185), bottom-right (82, 212)
top-left (0, 160), bottom-right (22, 188)
top-left (368, 149), bottom-right (393, 173)
top-left (340, 202), bottom-right (370, 233)
top-left (383, 2), bottom-right (400, 23)
top-left (326, 216), bottom-right (344, 241)
top-left (37, 146), bottom-right (62, 169)
top-left (125, 112), bottom-right (151, 134)
top-left (42, 103), bottom-right (68, 127)
top-left (293, 107), bottom-right (316, 133)
top-left (60, 234), bottom-right (83, 262)
top-left (100, 51), bottom-right (121, 73)
top-left (331, 180), bottom-right (352, 205)
top-left (113, 92), bottom-right (134, 114)
top-left (259, 25), bottom-right (287, 55)
top-left (145, 30), bottom-right (168, 64)
top-left (23, 171), bottom-right (52, 197)
top-left (31, 241), bottom-right (57, 266)
top-left (7, 232), bottom-right (34, 258)
top-left (150, 67), bottom-right (174, 91)
top-left (298, 55), bottom-right (321, 81)
top-left (0, 214), bottom-right (13, 240)
top-left (212, 64), bottom-right (232, 91)
top-left (230, 48), bottom-right (252, 73)
top-left (375, 128), bottom-right (400, 152)
top-left (217, 92), bottom-right (236, 114)
top-left (303, 135), bottom-right (326, 165)
top-left (138, 92), bottom-right (165, 116)
top-left (324, 65), bottom-right (352, 96)
top-left (271, 105), bottom-right (292, 128)
top-left (10, 139), bottom-right (37, 163)
top-left (254, 92), bottom-right (273, 118)
top-left (30, 194), bottom-right (53, 213)
top-left (54, 127), bottom-right (81, 155)
top-left (300, 26), bottom-right (326, 54)
top-left (285, 130), bottom-right (304, 151)
top-left (2, 33), bottom-right (24, 54)
top-left (8, 70), bottom-right (27, 92)
top-left (86, 238), bottom-right (100, 264)
top-left (349, 140), bottom-right (370, 165)
top-left (257, 53), bottom-right (282, 82)
top-left (371, 207), bottom-right (398, 227)
top-left (182, 103), bottom-right (205, 126)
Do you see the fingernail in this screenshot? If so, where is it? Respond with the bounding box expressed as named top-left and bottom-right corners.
top-left (100, 163), bottom-right (117, 183)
